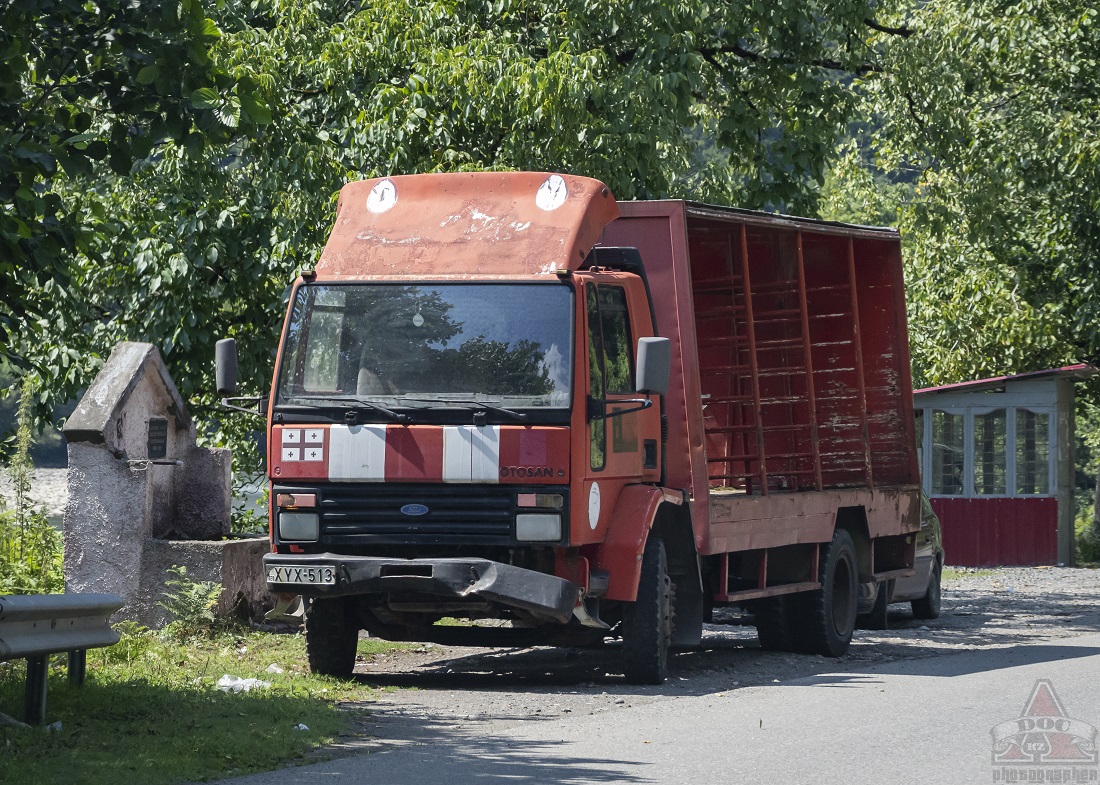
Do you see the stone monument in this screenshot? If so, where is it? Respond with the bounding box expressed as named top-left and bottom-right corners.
top-left (63, 342), bottom-right (272, 626)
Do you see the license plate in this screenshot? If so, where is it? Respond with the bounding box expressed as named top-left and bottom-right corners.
top-left (267, 565), bottom-right (336, 586)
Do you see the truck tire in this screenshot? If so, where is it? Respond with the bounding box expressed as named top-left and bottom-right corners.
top-left (755, 595), bottom-right (795, 651)
top-left (911, 563), bottom-right (942, 620)
top-left (305, 596), bottom-right (358, 678)
top-left (622, 537), bottom-right (673, 684)
top-left (795, 528), bottom-right (858, 657)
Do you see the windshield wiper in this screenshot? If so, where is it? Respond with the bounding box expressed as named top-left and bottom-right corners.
top-left (277, 397), bottom-right (410, 424)
top-left (398, 396), bottom-right (528, 422)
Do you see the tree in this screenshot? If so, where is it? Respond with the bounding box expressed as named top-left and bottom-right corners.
top-left (823, 0), bottom-right (1100, 386)
top-left (10, 0), bottom-right (907, 467)
top-left (0, 0), bottom-right (268, 367)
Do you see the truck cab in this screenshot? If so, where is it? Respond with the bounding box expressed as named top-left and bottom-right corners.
top-left (221, 173), bottom-right (679, 682)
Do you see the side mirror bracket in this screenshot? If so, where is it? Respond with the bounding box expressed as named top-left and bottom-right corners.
top-left (215, 338), bottom-right (266, 418)
top-left (586, 337), bottom-right (669, 421)
top-left (587, 395), bottom-right (653, 421)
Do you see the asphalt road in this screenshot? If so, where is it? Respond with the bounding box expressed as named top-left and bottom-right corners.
top-left (214, 631), bottom-right (1100, 785)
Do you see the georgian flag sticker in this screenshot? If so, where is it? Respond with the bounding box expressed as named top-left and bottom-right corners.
top-left (282, 428), bottom-right (325, 462)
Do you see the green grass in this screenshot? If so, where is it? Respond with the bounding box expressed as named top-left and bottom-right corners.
top-left (942, 566), bottom-right (995, 581)
top-left (0, 626), bottom-right (404, 785)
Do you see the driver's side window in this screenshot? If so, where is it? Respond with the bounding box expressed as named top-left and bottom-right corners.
top-left (587, 284), bottom-right (633, 470)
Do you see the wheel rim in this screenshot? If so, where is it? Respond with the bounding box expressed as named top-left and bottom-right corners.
top-left (831, 555), bottom-right (855, 636)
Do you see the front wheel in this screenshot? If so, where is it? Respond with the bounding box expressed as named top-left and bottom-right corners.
top-left (622, 537), bottom-right (674, 684)
top-left (305, 596), bottom-right (359, 678)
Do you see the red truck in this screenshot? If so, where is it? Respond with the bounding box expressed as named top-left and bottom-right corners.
top-left (216, 172), bottom-right (922, 684)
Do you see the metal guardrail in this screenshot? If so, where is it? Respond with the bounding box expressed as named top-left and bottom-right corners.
top-left (0, 593), bottom-right (123, 725)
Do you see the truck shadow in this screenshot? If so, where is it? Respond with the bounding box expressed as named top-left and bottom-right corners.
top-left (353, 586), bottom-right (1100, 697)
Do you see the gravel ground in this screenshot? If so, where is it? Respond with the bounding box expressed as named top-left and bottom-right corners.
top-left (332, 566), bottom-right (1100, 753)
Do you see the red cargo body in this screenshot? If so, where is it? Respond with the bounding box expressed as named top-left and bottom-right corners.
top-left (602, 202), bottom-right (921, 600)
top-left (250, 173), bottom-right (923, 684)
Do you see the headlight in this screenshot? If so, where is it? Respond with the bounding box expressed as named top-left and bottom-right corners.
top-left (516, 513), bottom-right (561, 542)
top-left (279, 512), bottom-right (319, 542)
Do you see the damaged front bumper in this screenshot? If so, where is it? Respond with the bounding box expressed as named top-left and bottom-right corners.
top-left (262, 553), bottom-right (581, 625)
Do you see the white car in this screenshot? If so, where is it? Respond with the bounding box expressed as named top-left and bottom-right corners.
top-left (858, 493), bottom-right (944, 628)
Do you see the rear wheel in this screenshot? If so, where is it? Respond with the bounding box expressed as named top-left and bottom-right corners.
top-left (794, 528), bottom-right (858, 657)
top-left (305, 596), bottom-right (358, 678)
top-left (911, 563), bottom-right (942, 620)
top-left (622, 537), bottom-right (674, 684)
top-left (755, 595), bottom-right (795, 651)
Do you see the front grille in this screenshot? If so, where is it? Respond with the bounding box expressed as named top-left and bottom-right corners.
top-left (277, 483), bottom-right (568, 546)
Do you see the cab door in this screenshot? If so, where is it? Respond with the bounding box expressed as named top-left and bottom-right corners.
top-left (576, 277), bottom-right (657, 541)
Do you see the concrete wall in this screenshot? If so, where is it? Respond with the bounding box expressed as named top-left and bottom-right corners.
top-left (139, 538), bottom-right (274, 628)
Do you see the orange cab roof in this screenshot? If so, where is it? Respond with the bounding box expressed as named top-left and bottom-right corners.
top-left (315, 172), bottom-right (620, 279)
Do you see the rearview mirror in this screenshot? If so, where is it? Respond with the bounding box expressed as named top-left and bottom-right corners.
top-left (635, 337), bottom-right (670, 396)
top-left (215, 338), bottom-right (239, 397)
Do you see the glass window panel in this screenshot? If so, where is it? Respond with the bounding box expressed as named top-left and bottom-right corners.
top-left (931, 410), bottom-right (965, 495)
top-left (302, 309), bottom-right (344, 391)
top-left (598, 287), bottom-right (634, 394)
top-left (587, 285), bottom-right (605, 470)
top-left (1015, 409), bottom-right (1050, 495)
top-left (973, 409), bottom-right (1007, 495)
top-left (276, 283), bottom-right (574, 409)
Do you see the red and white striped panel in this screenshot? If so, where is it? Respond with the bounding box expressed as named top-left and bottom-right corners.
top-left (270, 425), bottom-right (569, 484)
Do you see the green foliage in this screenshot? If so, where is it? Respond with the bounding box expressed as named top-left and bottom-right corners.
top-left (157, 565), bottom-right (224, 639)
top-left (0, 0), bottom-right (268, 367)
top-left (231, 483), bottom-right (269, 535)
top-left (0, 626), bottom-right (396, 785)
top-left (0, 363), bottom-right (70, 466)
top-left (445, 338), bottom-right (554, 396)
top-left (1077, 521), bottom-right (1100, 565)
top-left (0, 377), bottom-right (63, 595)
top-left (824, 0), bottom-right (1100, 387)
top-left (9, 0), bottom-right (893, 435)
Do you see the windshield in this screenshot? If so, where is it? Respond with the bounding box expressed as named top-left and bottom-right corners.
top-left (276, 283), bottom-right (574, 410)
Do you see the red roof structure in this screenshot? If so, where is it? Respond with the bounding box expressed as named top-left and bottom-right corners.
top-left (913, 364), bottom-right (1096, 566)
top-left (914, 364), bottom-right (1095, 396)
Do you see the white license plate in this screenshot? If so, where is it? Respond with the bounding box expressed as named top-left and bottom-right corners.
top-left (267, 565), bottom-right (336, 586)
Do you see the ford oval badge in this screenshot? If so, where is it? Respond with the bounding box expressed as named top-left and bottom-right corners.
top-left (400, 503), bottom-right (430, 517)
